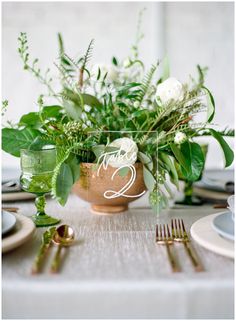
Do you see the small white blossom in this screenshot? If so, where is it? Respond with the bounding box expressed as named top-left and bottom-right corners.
top-left (156, 77), bottom-right (184, 104)
top-left (107, 138), bottom-right (138, 168)
top-left (123, 58), bottom-right (131, 68)
top-left (133, 101), bottom-right (140, 108)
top-left (174, 132), bottom-right (187, 144)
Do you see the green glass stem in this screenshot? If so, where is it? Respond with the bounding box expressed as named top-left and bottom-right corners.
top-left (35, 194), bottom-right (46, 215)
top-left (184, 181), bottom-right (193, 204)
top-left (32, 194), bottom-right (60, 227)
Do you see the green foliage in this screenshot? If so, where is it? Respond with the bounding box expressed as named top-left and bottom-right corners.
top-left (203, 86), bottom-right (215, 122)
top-left (2, 127), bottom-right (42, 157)
top-left (208, 129), bottom-right (234, 167)
top-left (2, 13), bottom-right (234, 211)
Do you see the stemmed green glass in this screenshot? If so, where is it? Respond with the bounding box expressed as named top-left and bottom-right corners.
top-left (20, 147), bottom-right (61, 227)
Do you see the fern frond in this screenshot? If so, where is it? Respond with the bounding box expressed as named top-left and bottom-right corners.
top-left (81, 39), bottom-right (94, 71)
top-left (136, 63), bottom-right (158, 103)
top-left (79, 39), bottom-right (94, 88)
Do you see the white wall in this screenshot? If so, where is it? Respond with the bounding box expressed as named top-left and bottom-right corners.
top-left (2, 2), bottom-right (234, 170)
top-left (164, 2), bottom-right (234, 169)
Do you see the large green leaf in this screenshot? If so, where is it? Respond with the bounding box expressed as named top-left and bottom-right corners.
top-left (66, 154), bottom-right (80, 182)
top-left (170, 143), bottom-right (188, 172)
top-left (54, 154), bottom-right (80, 206)
top-left (2, 128), bottom-right (41, 157)
top-left (42, 105), bottom-right (63, 119)
top-left (19, 112), bottom-right (41, 128)
top-left (55, 162), bottom-right (73, 206)
top-left (209, 129), bottom-right (234, 167)
top-left (203, 86), bottom-right (215, 122)
top-left (180, 142), bottom-right (205, 181)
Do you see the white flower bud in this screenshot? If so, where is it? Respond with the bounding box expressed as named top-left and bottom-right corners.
top-left (133, 101), bottom-right (140, 108)
top-left (174, 132), bottom-right (187, 144)
top-left (107, 138), bottom-right (138, 168)
top-left (156, 77), bottom-right (184, 104)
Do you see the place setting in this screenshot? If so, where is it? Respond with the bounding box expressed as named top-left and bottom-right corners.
top-left (190, 195), bottom-right (234, 259)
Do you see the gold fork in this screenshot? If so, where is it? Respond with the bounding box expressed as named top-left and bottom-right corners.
top-left (156, 224), bottom-right (181, 273)
top-left (171, 218), bottom-right (204, 272)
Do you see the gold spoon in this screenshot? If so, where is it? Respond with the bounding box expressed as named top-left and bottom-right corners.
top-left (50, 225), bottom-right (75, 273)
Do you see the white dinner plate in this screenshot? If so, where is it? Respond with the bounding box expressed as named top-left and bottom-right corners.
top-left (212, 212), bottom-right (234, 241)
top-left (2, 213), bottom-right (35, 254)
top-left (2, 210), bottom-right (17, 236)
top-left (190, 212), bottom-right (234, 259)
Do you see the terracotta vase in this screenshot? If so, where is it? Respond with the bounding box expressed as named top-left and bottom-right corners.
top-left (72, 162), bottom-right (146, 214)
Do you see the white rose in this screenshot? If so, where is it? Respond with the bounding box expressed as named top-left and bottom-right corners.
top-left (174, 132), bottom-right (187, 144)
top-left (92, 64), bottom-right (119, 82)
top-left (107, 138), bottom-right (138, 168)
top-left (156, 77), bottom-right (184, 104)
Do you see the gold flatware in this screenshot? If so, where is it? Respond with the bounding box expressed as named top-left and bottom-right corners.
top-left (171, 218), bottom-right (204, 272)
top-left (156, 224), bottom-right (181, 273)
top-left (50, 225), bottom-right (75, 273)
top-left (31, 227), bottom-right (56, 274)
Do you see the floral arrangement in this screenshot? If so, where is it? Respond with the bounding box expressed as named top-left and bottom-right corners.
top-left (2, 12), bottom-right (234, 212)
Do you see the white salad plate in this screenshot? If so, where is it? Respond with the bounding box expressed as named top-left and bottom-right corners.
top-left (2, 210), bottom-right (17, 236)
top-left (2, 213), bottom-right (35, 254)
top-left (212, 212), bottom-right (234, 241)
top-left (191, 212), bottom-right (234, 259)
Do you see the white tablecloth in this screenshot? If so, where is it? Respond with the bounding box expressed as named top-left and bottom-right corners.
top-left (2, 194), bottom-right (234, 319)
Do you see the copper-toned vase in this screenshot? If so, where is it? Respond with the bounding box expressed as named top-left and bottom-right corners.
top-left (72, 163), bottom-right (146, 214)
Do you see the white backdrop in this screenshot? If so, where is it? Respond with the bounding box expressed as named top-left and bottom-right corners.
top-left (2, 2), bottom-right (234, 170)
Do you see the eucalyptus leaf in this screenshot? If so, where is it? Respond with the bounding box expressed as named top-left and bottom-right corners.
top-left (92, 144), bottom-right (105, 159)
top-left (209, 129), bottom-right (234, 167)
top-left (159, 152), bottom-right (179, 188)
top-left (143, 166), bottom-right (156, 191)
top-left (82, 93), bottom-right (102, 109)
top-left (137, 151), bottom-right (153, 170)
top-left (118, 167), bottom-right (130, 177)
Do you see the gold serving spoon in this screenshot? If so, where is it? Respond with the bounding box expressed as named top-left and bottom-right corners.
top-left (50, 225), bottom-right (75, 273)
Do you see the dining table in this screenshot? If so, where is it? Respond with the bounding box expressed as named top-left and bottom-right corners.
top-left (2, 193), bottom-right (234, 319)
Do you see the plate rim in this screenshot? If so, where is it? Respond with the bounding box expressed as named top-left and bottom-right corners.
top-left (2, 213), bottom-right (35, 253)
top-left (190, 212), bottom-right (234, 259)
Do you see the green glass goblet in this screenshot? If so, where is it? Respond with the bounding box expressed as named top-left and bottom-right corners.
top-left (20, 148), bottom-right (61, 227)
